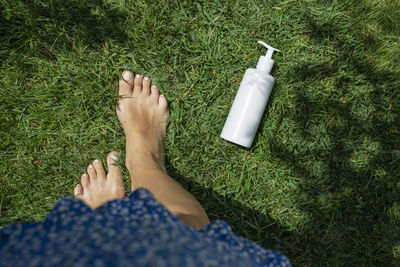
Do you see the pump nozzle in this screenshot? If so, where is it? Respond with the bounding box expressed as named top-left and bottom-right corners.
top-left (257, 40), bottom-right (280, 59)
top-left (256, 40), bottom-right (280, 73)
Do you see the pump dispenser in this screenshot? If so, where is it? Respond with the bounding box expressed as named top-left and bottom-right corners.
top-left (220, 40), bottom-right (280, 148)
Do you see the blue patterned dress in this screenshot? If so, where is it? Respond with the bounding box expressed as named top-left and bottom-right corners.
top-left (0, 188), bottom-right (291, 266)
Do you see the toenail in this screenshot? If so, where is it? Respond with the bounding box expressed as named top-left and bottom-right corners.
top-left (144, 77), bottom-right (149, 80)
top-left (94, 159), bottom-right (100, 164)
top-left (160, 94), bottom-right (164, 97)
top-left (89, 165), bottom-right (93, 168)
top-left (136, 74), bottom-right (141, 78)
top-left (122, 71), bottom-right (133, 81)
top-left (110, 154), bottom-right (119, 161)
top-left (151, 85), bottom-right (157, 89)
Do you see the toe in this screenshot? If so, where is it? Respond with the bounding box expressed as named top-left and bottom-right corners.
top-left (133, 74), bottom-right (143, 94)
top-left (151, 85), bottom-right (160, 99)
top-left (87, 164), bottom-right (96, 181)
top-left (158, 94), bottom-right (168, 112)
top-left (81, 174), bottom-right (90, 188)
top-left (119, 70), bottom-right (134, 97)
top-left (142, 76), bottom-right (151, 95)
top-left (107, 151), bottom-right (120, 166)
top-left (93, 159), bottom-right (106, 180)
top-left (107, 151), bottom-right (123, 180)
top-left (74, 184), bottom-right (84, 197)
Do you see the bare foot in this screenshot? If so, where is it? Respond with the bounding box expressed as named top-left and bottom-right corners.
top-left (116, 71), bottom-right (169, 189)
top-left (115, 70), bottom-right (210, 227)
top-left (74, 151), bottom-right (125, 209)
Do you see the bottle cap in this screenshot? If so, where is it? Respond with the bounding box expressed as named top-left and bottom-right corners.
top-left (256, 40), bottom-right (280, 73)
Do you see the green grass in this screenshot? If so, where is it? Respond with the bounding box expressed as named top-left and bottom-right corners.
top-left (1, 0), bottom-right (400, 265)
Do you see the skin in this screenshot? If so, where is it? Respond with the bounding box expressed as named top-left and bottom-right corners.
top-left (74, 71), bottom-right (210, 228)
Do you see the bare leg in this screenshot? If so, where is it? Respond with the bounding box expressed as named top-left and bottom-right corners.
top-left (116, 70), bottom-right (210, 228)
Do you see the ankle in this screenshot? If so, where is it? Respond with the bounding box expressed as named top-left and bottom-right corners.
top-left (126, 132), bottom-right (165, 164)
top-left (126, 149), bottom-right (165, 173)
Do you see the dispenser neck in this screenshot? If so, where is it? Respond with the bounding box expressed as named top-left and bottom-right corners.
top-left (256, 40), bottom-right (279, 73)
top-left (256, 57), bottom-right (274, 73)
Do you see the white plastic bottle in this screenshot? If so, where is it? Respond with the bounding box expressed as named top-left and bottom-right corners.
top-left (220, 40), bottom-right (280, 148)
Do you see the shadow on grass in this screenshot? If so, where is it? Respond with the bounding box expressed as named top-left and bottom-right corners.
top-left (0, 0), bottom-right (128, 62)
top-left (165, 162), bottom-right (294, 252)
top-left (256, 4), bottom-right (400, 264)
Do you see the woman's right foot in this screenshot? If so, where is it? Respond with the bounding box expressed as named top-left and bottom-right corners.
top-left (117, 71), bottom-right (169, 190)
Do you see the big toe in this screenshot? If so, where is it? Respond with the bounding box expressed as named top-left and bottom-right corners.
top-left (119, 70), bottom-right (134, 97)
top-left (74, 184), bottom-right (83, 198)
top-left (159, 94), bottom-right (168, 113)
top-left (107, 151), bottom-right (123, 180)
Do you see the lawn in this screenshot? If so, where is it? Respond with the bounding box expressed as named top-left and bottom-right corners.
top-left (1, 0), bottom-right (400, 265)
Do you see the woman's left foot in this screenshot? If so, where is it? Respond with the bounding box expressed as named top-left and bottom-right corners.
top-left (74, 151), bottom-right (126, 209)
